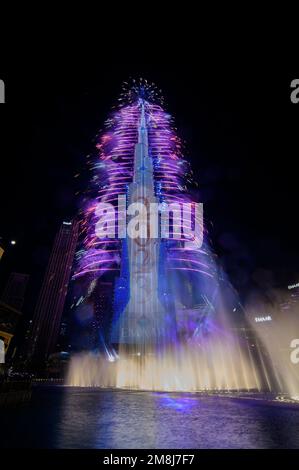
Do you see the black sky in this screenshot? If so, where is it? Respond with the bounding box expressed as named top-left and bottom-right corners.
top-left (0, 61), bottom-right (298, 310)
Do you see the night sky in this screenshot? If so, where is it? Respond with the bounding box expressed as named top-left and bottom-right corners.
top-left (0, 61), bottom-right (298, 316)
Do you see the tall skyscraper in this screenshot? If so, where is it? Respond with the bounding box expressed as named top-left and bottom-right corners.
top-left (114, 103), bottom-right (167, 347)
top-left (73, 83), bottom-right (216, 353)
top-left (28, 220), bottom-right (79, 361)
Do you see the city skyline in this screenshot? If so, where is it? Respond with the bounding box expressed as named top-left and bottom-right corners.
top-left (0, 71), bottom-right (298, 364)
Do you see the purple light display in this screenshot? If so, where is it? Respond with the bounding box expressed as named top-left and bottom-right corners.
top-left (74, 82), bottom-right (216, 284)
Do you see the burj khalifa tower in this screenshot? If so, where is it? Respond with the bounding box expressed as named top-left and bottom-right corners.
top-left (113, 102), bottom-right (170, 349)
top-left (73, 84), bottom-right (216, 354)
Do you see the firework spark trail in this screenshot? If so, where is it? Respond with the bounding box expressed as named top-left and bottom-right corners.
top-left (146, 101), bottom-right (216, 279)
top-left (74, 80), bottom-right (215, 282)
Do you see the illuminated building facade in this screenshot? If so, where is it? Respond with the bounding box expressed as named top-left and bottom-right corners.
top-left (92, 281), bottom-right (114, 348)
top-left (28, 220), bottom-right (79, 361)
top-left (1, 272), bottom-right (29, 310)
top-left (281, 282), bottom-right (299, 311)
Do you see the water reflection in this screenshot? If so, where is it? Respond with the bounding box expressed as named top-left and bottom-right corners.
top-left (152, 393), bottom-right (199, 412)
top-left (1, 387), bottom-right (299, 448)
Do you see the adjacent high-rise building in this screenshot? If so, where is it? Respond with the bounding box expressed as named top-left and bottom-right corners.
top-left (28, 220), bottom-right (79, 361)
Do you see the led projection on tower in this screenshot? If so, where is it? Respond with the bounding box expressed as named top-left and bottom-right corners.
top-left (114, 103), bottom-right (166, 347)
